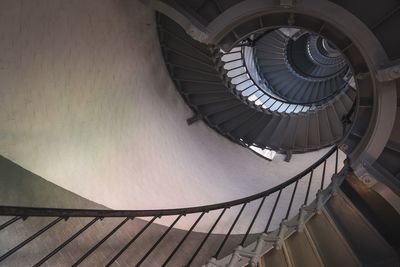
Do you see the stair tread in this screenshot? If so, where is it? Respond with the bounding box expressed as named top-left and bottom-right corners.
top-left (306, 211), bottom-right (361, 267)
top-left (325, 193), bottom-right (399, 266)
top-left (284, 231), bottom-right (323, 267)
top-left (261, 247), bottom-right (289, 267)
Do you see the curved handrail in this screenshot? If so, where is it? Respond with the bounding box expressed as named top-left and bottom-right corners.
top-left (0, 146), bottom-right (337, 217)
top-left (0, 146), bottom-right (341, 266)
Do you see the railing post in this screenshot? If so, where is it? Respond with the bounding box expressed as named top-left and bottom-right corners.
top-left (296, 205), bottom-right (307, 232)
top-left (264, 190), bottom-right (282, 233)
top-left (335, 148), bottom-right (339, 174)
top-left (186, 208), bottom-right (227, 266)
top-left (275, 219), bottom-right (288, 249)
top-left (228, 247), bottom-right (243, 267)
top-left (320, 160), bottom-right (327, 190)
top-left (315, 189), bottom-right (324, 214)
top-left (214, 203), bottom-right (247, 260)
top-left (304, 169), bottom-right (314, 205)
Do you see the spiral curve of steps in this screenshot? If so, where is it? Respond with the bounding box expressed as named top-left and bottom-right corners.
top-left (158, 14), bottom-right (356, 153)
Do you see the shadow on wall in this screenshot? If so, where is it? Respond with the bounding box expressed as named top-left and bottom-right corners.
top-left (0, 155), bottom-right (105, 209)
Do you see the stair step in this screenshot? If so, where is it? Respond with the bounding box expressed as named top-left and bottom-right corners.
top-left (269, 116), bottom-right (291, 148)
top-left (306, 211), bottom-right (361, 267)
top-left (228, 112), bottom-right (263, 135)
top-left (164, 50), bottom-right (216, 72)
top-left (325, 104), bottom-right (343, 138)
top-left (308, 112), bottom-right (321, 148)
top-left (254, 116), bottom-right (282, 146)
top-left (219, 110), bottom-right (258, 133)
top-left (284, 231), bottom-right (324, 267)
top-left (173, 68), bottom-right (220, 82)
top-left (180, 83), bottom-right (227, 95)
top-left (281, 116), bottom-right (299, 150)
top-left (243, 116), bottom-right (274, 144)
top-left (318, 109), bottom-right (335, 144)
top-left (325, 193), bottom-right (399, 266)
top-left (198, 99), bottom-right (242, 116)
top-left (208, 105), bottom-right (250, 125)
top-left (188, 93), bottom-right (233, 105)
top-left (294, 115), bottom-right (309, 149)
top-left (340, 175), bottom-right (400, 254)
top-left (260, 247), bottom-right (289, 267)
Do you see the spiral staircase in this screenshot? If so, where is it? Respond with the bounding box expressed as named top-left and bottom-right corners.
top-left (0, 0), bottom-right (400, 266)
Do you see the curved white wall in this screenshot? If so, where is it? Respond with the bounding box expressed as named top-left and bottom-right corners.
top-left (0, 0), bottom-right (343, 232)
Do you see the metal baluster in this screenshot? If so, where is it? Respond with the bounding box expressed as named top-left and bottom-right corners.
top-left (162, 212), bottom-right (205, 267)
top-left (0, 216), bottom-right (22, 231)
top-left (0, 217), bottom-right (64, 262)
top-left (264, 190), bottom-right (282, 233)
top-left (285, 181), bottom-right (299, 220)
top-left (214, 203), bottom-right (247, 259)
top-left (136, 215), bottom-right (182, 266)
top-left (34, 217), bottom-right (99, 266)
top-left (320, 160), bottom-right (327, 190)
top-left (72, 217), bottom-right (131, 266)
top-left (241, 196), bottom-right (267, 246)
top-left (304, 169), bottom-right (314, 205)
top-left (185, 209), bottom-right (227, 267)
top-left (335, 148), bottom-right (339, 174)
top-left (105, 216), bottom-right (157, 267)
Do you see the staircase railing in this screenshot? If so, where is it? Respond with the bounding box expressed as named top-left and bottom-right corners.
top-left (216, 42), bottom-right (354, 113)
top-left (0, 146), bottom-right (342, 266)
top-left (216, 46), bottom-right (312, 114)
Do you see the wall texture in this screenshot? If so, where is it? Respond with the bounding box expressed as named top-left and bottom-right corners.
top-left (0, 1), bottom-right (348, 265)
top-left (0, 155), bottom-right (256, 267)
top-left (0, 0), bottom-right (332, 213)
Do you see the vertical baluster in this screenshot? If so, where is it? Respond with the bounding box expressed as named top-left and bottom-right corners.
top-left (72, 217), bottom-right (131, 266)
top-left (241, 196), bottom-right (267, 246)
top-left (136, 215), bottom-right (182, 266)
top-left (186, 209), bottom-right (227, 267)
top-left (285, 181), bottom-right (299, 220)
top-left (304, 169), bottom-right (314, 205)
top-left (0, 216), bottom-right (22, 231)
top-left (105, 216), bottom-right (157, 267)
top-left (162, 212), bottom-right (205, 267)
top-left (335, 148), bottom-right (339, 174)
top-left (34, 217), bottom-right (99, 266)
top-left (0, 217), bottom-right (64, 262)
top-left (264, 190), bottom-right (282, 233)
top-left (214, 203), bottom-right (247, 259)
top-left (320, 160), bottom-right (327, 190)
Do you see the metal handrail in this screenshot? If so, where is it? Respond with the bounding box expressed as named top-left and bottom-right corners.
top-left (0, 147), bottom-right (337, 218)
top-left (0, 146), bottom-right (341, 266)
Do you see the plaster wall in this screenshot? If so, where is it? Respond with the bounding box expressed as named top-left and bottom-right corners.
top-left (0, 0), bottom-right (346, 234)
